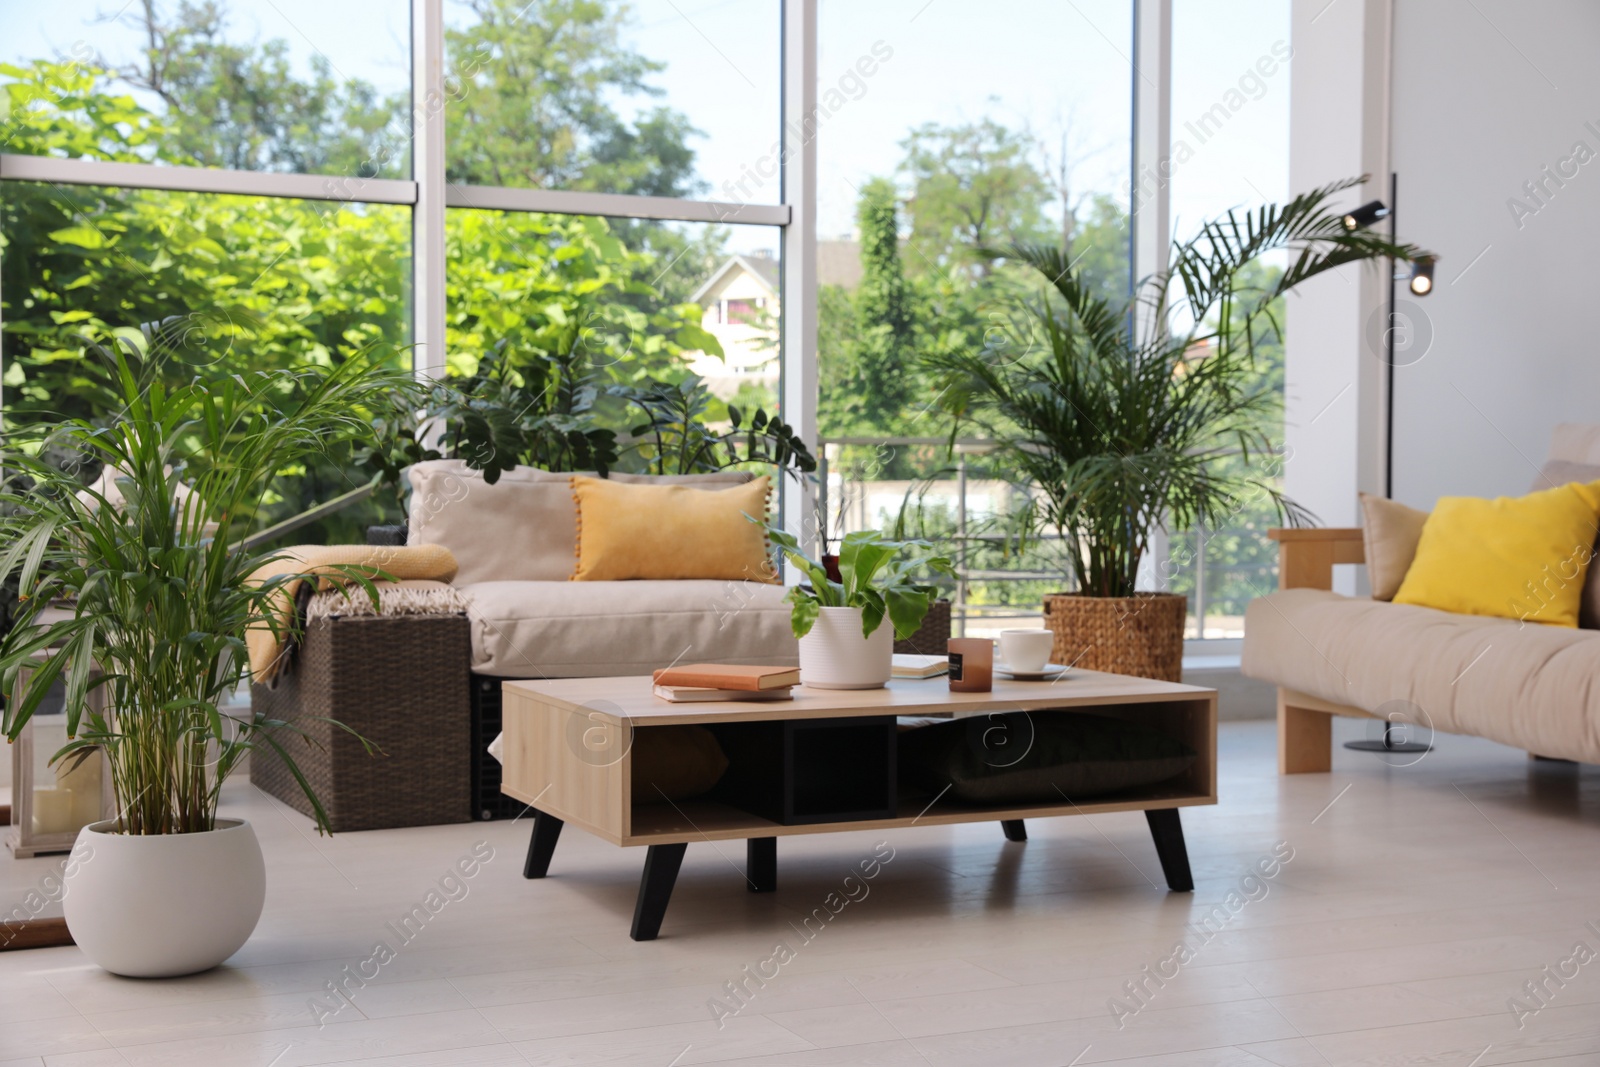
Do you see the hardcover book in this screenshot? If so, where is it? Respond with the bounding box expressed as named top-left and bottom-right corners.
top-left (652, 664), bottom-right (801, 691)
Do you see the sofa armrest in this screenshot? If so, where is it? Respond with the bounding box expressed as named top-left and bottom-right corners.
top-left (1267, 528), bottom-right (1365, 591)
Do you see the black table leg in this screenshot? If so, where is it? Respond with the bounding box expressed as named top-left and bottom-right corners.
top-left (1000, 819), bottom-right (1027, 842)
top-left (748, 837), bottom-right (777, 892)
top-left (631, 843), bottom-right (688, 941)
top-left (1144, 808), bottom-right (1193, 892)
top-left (523, 808), bottom-right (563, 879)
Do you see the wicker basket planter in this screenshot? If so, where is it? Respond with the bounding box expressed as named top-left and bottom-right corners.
top-left (1042, 593), bottom-right (1186, 682)
top-left (893, 598), bottom-right (952, 656)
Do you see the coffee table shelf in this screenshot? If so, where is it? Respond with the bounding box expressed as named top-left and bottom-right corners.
top-left (501, 671), bottom-right (1216, 940)
top-left (625, 787), bottom-right (1210, 845)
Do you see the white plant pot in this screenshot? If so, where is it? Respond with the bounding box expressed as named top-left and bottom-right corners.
top-left (64, 817), bottom-right (266, 978)
top-left (799, 606), bottom-right (894, 689)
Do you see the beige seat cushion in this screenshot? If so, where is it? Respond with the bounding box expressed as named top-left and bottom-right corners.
top-left (461, 579), bottom-right (798, 677)
top-left (406, 460), bottom-right (751, 586)
top-left (1359, 492), bottom-right (1429, 601)
top-left (1242, 588), bottom-right (1600, 763)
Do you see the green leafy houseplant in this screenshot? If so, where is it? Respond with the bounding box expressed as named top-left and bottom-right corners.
top-left (928, 178), bottom-right (1429, 601)
top-left (622, 375), bottom-right (816, 480)
top-left (767, 527), bottom-right (954, 640)
top-left (0, 338), bottom-right (416, 836)
top-left (363, 340), bottom-right (815, 500)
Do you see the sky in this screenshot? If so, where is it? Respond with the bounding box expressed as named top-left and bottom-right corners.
top-left (1, 0), bottom-right (1289, 254)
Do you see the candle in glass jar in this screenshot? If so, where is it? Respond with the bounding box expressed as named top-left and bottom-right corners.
top-left (31, 787), bottom-right (75, 835)
top-left (57, 754), bottom-right (104, 828)
top-left (947, 638), bottom-right (994, 693)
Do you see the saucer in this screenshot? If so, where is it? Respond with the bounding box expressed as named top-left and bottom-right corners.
top-left (995, 662), bottom-right (1070, 681)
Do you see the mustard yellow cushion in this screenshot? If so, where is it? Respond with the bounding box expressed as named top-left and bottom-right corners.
top-left (1393, 481), bottom-right (1600, 627)
top-left (631, 725), bottom-right (729, 802)
top-left (570, 474), bottom-right (777, 582)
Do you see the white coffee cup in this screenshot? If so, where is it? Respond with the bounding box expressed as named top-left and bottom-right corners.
top-left (998, 629), bottom-right (1054, 673)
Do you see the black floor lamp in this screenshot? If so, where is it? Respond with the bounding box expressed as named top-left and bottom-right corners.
top-left (1338, 172), bottom-right (1437, 757)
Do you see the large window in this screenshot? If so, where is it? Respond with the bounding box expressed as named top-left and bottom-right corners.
top-left (444, 0), bottom-right (780, 199)
top-left (1, 0), bottom-right (414, 177)
top-left (1166, 0), bottom-right (1292, 640)
top-left (1, 1), bottom-right (1203, 612)
top-left (815, 0), bottom-right (1135, 637)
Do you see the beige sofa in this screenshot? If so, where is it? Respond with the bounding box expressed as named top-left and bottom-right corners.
top-left (1241, 425), bottom-right (1600, 773)
top-left (406, 460), bottom-right (799, 677)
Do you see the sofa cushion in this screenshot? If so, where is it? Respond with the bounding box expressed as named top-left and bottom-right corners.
top-left (1359, 492), bottom-right (1429, 601)
top-left (1242, 588), bottom-right (1600, 763)
top-left (406, 460), bottom-right (752, 586)
top-left (461, 579), bottom-right (798, 677)
top-left (571, 475), bottom-right (777, 583)
top-left (1393, 481), bottom-right (1600, 627)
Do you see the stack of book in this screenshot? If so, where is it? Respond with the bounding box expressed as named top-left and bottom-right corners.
top-left (651, 664), bottom-right (800, 702)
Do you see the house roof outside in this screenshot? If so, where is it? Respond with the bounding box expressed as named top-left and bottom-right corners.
top-left (688, 253), bottom-right (779, 305)
top-left (689, 240), bottom-right (865, 308)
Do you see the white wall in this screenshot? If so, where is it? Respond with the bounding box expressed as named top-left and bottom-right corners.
top-left (1390, 0), bottom-right (1600, 507)
top-left (1285, 0), bottom-right (1391, 539)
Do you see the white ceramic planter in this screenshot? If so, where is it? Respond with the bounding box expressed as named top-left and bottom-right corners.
top-left (64, 817), bottom-right (266, 978)
top-left (798, 606), bottom-right (894, 689)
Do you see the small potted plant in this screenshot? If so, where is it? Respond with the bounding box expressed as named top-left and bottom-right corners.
top-left (767, 526), bottom-right (954, 690)
top-left (0, 337), bottom-right (411, 977)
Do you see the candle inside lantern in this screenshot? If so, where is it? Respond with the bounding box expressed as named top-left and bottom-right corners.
top-left (31, 787), bottom-right (75, 835)
top-left (57, 754), bottom-right (104, 829)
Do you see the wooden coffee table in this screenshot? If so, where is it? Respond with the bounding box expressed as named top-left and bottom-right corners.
top-left (499, 671), bottom-right (1216, 940)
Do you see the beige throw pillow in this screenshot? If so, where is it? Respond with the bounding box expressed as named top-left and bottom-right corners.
top-left (408, 461), bottom-right (579, 584)
top-left (407, 461), bottom-right (755, 586)
top-left (1359, 492), bottom-right (1429, 601)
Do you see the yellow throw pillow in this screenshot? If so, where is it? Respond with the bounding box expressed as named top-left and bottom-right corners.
top-left (1393, 481), bottom-right (1600, 627)
top-left (570, 474), bottom-right (778, 582)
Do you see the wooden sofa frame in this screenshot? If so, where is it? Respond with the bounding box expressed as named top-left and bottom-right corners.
top-left (1267, 528), bottom-right (1379, 774)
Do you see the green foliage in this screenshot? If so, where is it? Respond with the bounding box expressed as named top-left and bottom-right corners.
top-left (900, 119), bottom-right (1052, 276)
top-left (623, 376), bottom-right (815, 479)
top-left (826, 179), bottom-right (918, 435)
top-left (928, 179), bottom-right (1428, 598)
top-left (445, 0), bottom-right (703, 198)
top-left (766, 526), bottom-right (954, 641)
top-left (430, 331), bottom-right (622, 485)
top-left (0, 339), bottom-right (419, 835)
top-left (102, 0), bottom-right (408, 175)
top-left (443, 208), bottom-right (721, 388)
top-left (2, 53), bottom-right (724, 538)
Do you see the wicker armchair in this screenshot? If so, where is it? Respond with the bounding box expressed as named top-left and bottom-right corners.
top-left (251, 614), bottom-right (472, 831)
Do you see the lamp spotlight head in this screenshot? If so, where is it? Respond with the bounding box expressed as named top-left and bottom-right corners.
top-left (1342, 200), bottom-right (1390, 231)
top-left (1409, 255), bottom-right (1436, 296)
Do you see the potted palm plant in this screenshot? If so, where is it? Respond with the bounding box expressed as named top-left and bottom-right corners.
top-left (767, 527), bottom-right (953, 689)
top-left (0, 339), bottom-right (413, 977)
top-left (927, 178), bottom-right (1429, 681)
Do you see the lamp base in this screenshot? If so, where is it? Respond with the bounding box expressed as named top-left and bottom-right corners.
top-left (1343, 740), bottom-right (1432, 754)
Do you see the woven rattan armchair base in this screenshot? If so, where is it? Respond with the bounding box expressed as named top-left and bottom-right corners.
top-left (893, 598), bottom-right (952, 656)
top-left (251, 614), bottom-right (473, 832)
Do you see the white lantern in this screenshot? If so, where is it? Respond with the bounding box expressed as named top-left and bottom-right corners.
top-left (7, 661), bottom-right (113, 858)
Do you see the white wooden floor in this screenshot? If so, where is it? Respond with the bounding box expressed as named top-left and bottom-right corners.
top-left (4, 718), bottom-right (1600, 1066)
